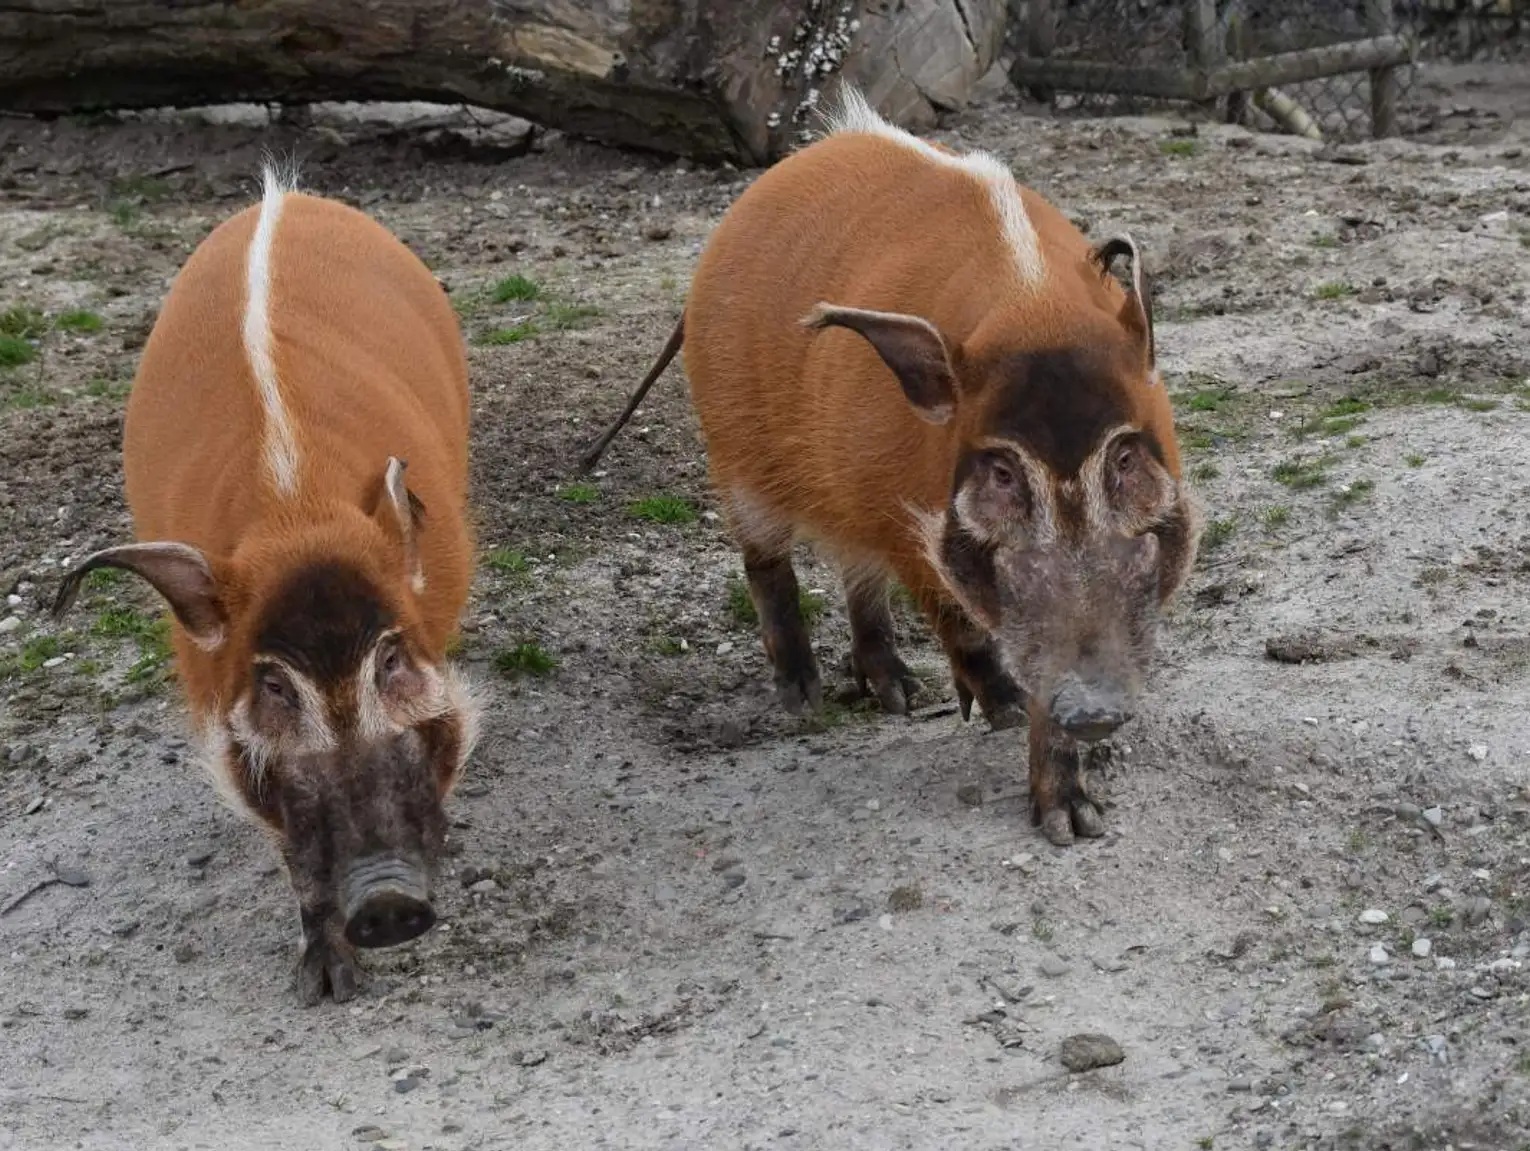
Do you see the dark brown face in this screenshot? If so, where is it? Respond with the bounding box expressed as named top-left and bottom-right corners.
top-left (926, 349), bottom-right (1197, 741)
top-left (226, 561), bottom-right (473, 949)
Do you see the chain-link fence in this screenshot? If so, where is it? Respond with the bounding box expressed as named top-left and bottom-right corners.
top-left (1005, 0), bottom-right (1528, 143)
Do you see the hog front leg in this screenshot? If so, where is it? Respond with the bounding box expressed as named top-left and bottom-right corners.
top-left (920, 592), bottom-right (1026, 731)
top-left (296, 904), bottom-right (359, 1006)
top-left (1027, 702), bottom-right (1107, 847)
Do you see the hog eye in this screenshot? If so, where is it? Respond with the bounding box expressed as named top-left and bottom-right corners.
top-left (1116, 446), bottom-right (1135, 475)
top-left (259, 667), bottom-right (297, 709)
top-left (989, 457), bottom-right (1017, 490)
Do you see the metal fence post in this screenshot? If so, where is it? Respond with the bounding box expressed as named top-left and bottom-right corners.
top-left (1365, 0), bottom-right (1399, 137)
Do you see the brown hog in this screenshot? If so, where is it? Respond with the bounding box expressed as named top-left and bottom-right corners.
top-left (52, 168), bottom-right (480, 1001)
top-left (582, 88), bottom-right (1200, 846)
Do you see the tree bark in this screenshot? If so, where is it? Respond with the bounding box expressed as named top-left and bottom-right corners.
top-left (0, 1), bottom-right (1007, 166)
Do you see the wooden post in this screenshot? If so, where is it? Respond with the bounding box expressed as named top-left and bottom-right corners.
top-left (1024, 0), bottom-right (1057, 103)
top-left (1366, 0), bottom-right (1399, 138)
top-left (1184, 0), bottom-right (1223, 110)
top-left (1223, 1), bottom-right (1250, 126)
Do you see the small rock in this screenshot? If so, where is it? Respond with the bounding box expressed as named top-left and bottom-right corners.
top-left (642, 223), bottom-right (673, 242)
top-left (518, 1049), bottom-right (547, 1067)
top-left (393, 1077), bottom-right (420, 1094)
top-left (1358, 909), bottom-right (1389, 925)
top-left (722, 871), bottom-right (745, 890)
top-left (352, 1126), bottom-right (386, 1143)
top-left (1059, 1033), bottom-right (1124, 1072)
top-left (1469, 985), bottom-right (1496, 1000)
top-left (24, 796), bottom-right (45, 816)
top-left (1091, 953), bottom-right (1128, 974)
top-left (53, 864), bottom-right (90, 888)
top-left (185, 847), bottom-right (214, 868)
top-left (710, 855), bottom-right (742, 873)
top-left (1435, 956), bottom-right (1457, 970)
top-left (0, 616), bottom-right (20, 634)
top-left (1394, 802), bottom-right (1421, 821)
top-left (1369, 943), bottom-right (1391, 965)
top-left (1039, 953), bottom-right (1070, 978)
top-left (1412, 937), bottom-right (1432, 958)
top-left (174, 943), bottom-right (196, 964)
top-left (1423, 806), bottom-right (1444, 827)
top-left (1462, 896), bottom-right (1492, 926)
top-left (375, 1141), bottom-right (408, 1151)
top-left (62, 1006), bottom-right (89, 1020)
top-left (351, 1044), bottom-right (382, 1061)
top-left (833, 904), bottom-right (870, 926)
top-left (469, 878), bottom-right (499, 895)
top-left (1467, 743), bottom-right (1488, 762)
top-left (108, 919), bottom-right (139, 938)
top-left (1226, 1077), bottom-right (1253, 1093)
top-left (955, 784), bottom-right (983, 807)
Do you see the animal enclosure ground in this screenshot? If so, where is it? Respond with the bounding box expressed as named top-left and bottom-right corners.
top-left (2, 63), bottom-right (1530, 1151)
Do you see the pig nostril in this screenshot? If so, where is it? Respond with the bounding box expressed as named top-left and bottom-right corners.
top-left (345, 891), bottom-right (436, 949)
top-left (1056, 707), bottom-right (1127, 742)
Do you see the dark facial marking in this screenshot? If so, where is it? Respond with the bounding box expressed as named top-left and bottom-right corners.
top-left (255, 561), bottom-right (394, 686)
top-left (983, 348), bottom-right (1164, 477)
top-left (937, 516), bottom-right (1001, 627)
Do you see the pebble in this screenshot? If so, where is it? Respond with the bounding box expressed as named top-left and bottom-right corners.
top-left (1412, 937), bottom-right (1432, 958)
top-left (185, 847), bottom-right (214, 868)
top-left (1226, 1077), bottom-right (1253, 1093)
top-left (518, 1049), bottom-right (547, 1067)
top-left (955, 784), bottom-right (982, 807)
top-left (0, 616), bottom-right (20, 634)
top-left (1463, 896), bottom-right (1492, 926)
top-left (41, 656), bottom-right (65, 669)
top-left (351, 1044), bottom-right (382, 1061)
top-left (1394, 802), bottom-right (1421, 821)
top-left (833, 904), bottom-right (870, 926)
top-left (63, 1006), bottom-right (89, 1020)
top-left (1369, 943), bottom-right (1391, 965)
top-left (469, 878), bottom-right (499, 895)
top-left (351, 1126), bottom-right (386, 1143)
top-left (722, 871), bottom-right (745, 890)
top-left (1059, 1033), bottom-right (1124, 1072)
top-left (1358, 909), bottom-right (1389, 925)
top-left (174, 943), bottom-right (196, 964)
top-left (54, 864), bottom-right (90, 887)
top-left (1436, 956), bottom-right (1457, 970)
top-left (1467, 743), bottom-right (1488, 761)
top-left (1091, 953), bottom-right (1128, 974)
top-left (24, 796), bottom-right (45, 815)
top-left (1422, 806), bottom-right (1444, 828)
top-left (1039, 953), bottom-right (1070, 978)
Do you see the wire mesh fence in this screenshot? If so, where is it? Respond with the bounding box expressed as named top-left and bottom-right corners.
top-left (1004, 0), bottom-right (1529, 143)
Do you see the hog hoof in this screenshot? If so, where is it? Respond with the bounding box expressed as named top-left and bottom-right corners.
top-left (856, 670), bottom-right (921, 716)
top-left (776, 670), bottom-right (824, 715)
top-left (984, 702), bottom-right (1026, 732)
top-left (1070, 798), bottom-right (1106, 839)
top-left (1039, 807), bottom-right (1075, 847)
top-left (296, 937), bottom-right (359, 1006)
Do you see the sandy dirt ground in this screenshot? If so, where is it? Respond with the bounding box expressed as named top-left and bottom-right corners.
top-left (2, 58), bottom-right (1529, 1151)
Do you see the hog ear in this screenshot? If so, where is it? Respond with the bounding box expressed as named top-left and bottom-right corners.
top-left (801, 303), bottom-right (957, 424)
top-left (374, 457), bottom-right (427, 594)
top-left (52, 542), bottom-right (227, 648)
top-left (1091, 234), bottom-right (1156, 370)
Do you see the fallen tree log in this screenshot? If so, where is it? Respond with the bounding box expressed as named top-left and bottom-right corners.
top-left (0, 0), bottom-right (1007, 165)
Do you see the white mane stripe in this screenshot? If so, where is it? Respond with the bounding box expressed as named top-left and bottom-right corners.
top-left (244, 164), bottom-right (300, 496)
top-left (815, 85), bottom-right (1045, 288)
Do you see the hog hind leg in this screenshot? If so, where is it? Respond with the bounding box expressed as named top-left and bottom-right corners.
top-left (917, 589), bottom-right (1026, 731)
top-left (841, 562), bottom-right (921, 715)
top-left (726, 489), bottom-right (822, 714)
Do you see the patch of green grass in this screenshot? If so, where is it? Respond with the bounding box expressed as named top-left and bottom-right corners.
top-left (494, 641), bottom-right (558, 678)
top-left (1197, 1138), bottom-right (1215, 1151)
top-left (651, 635), bottom-right (686, 657)
top-left (1158, 139), bottom-right (1197, 157)
top-left (1404, 453), bottom-right (1425, 468)
top-left (1515, 1053), bottom-right (1530, 1076)
top-left (1311, 233), bottom-right (1338, 249)
top-left (628, 494), bottom-right (696, 525)
top-left (1344, 434), bottom-right (1366, 449)
top-left (490, 273), bottom-right (541, 303)
top-left (1325, 397), bottom-right (1370, 418)
top-left (1185, 387), bottom-right (1233, 412)
top-left (1346, 829), bottom-right (1369, 855)
top-left (1314, 281), bottom-right (1355, 301)
top-left (0, 305), bottom-right (47, 340)
top-left (1190, 462), bottom-right (1220, 481)
top-left (55, 309), bottom-right (103, 334)
top-left (2, 383), bottom-right (50, 409)
top-left (85, 376), bottom-right (131, 401)
top-left (557, 482), bottom-right (599, 505)
top-left (1031, 916), bottom-right (1055, 943)
top-left (1428, 904), bottom-right (1454, 929)
top-left (1329, 478), bottom-right (1375, 515)
top-left (659, 275), bottom-right (678, 293)
top-left (0, 335), bottom-right (36, 369)
top-left (92, 605), bottom-right (173, 683)
top-left (1461, 397), bottom-right (1499, 412)
top-left (479, 321), bottom-right (539, 345)
top-left (1199, 516), bottom-right (1236, 557)
top-left (543, 302), bottom-right (602, 331)
top-left (1183, 431), bottom-right (1216, 452)
top-left (18, 635), bottom-right (62, 672)
top-left (83, 568), bottom-right (125, 590)
top-left (1261, 504), bottom-right (1291, 528)
top-left (484, 547), bottom-right (532, 575)
top-left (1272, 457), bottom-right (1330, 489)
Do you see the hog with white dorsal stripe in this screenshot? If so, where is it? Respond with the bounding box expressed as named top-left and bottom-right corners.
top-left (582, 87), bottom-right (1200, 846)
top-left (53, 167), bottom-right (480, 1002)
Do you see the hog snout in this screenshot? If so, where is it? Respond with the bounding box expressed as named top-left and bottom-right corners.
top-left (343, 855), bottom-right (436, 949)
top-left (1050, 676), bottom-right (1132, 742)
